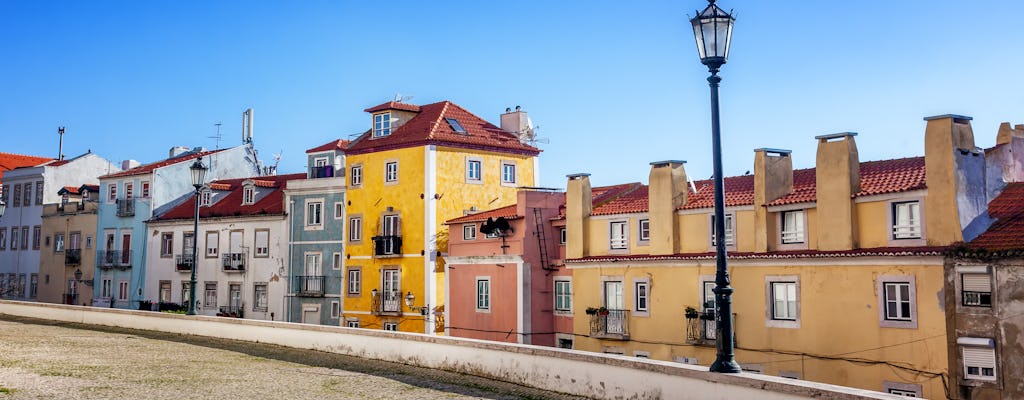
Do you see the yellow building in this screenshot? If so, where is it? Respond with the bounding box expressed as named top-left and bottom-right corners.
top-left (342, 101), bottom-right (539, 333)
top-left (38, 185), bottom-right (99, 306)
top-left (564, 115), bottom-right (986, 398)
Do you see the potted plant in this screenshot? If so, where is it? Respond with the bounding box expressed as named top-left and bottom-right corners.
top-left (685, 306), bottom-right (699, 319)
top-left (585, 307), bottom-right (599, 315)
top-left (598, 307), bottom-right (609, 316)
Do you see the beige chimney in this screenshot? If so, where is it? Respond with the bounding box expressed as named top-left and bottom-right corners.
top-left (648, 160), bottom-right (687, 255)
top-left (995, 122), bottom-right (1024, 146)
top-left (501, 106), bottom-right (530, 135)
top-left (566, 173), bottom-right (592, 259)
top-left (753, 148), bottom-right (793, 252)
top-left (814, 133), bottom-right (860, 251)
top-left (924, 114), bottom-right (975, 245)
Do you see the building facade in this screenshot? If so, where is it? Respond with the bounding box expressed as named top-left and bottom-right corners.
top-left (342, 101), bottom-right (540, 333)
top-left (563, 115), bottom-right (992, 398)
top-left (93, 144), bottom-right (260, 309)
top-left (37, 185), bottom-right (100, 305)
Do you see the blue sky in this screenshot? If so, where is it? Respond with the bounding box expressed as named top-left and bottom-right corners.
top-left (2, 1), bottom-right (1023, 188)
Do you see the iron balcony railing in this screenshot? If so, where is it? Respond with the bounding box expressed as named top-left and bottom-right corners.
top-left (372, 235), bottom-right (402, 256)
top-left (116, 198), bottom-right (135, 217)
top-left (222, 252), bottom-right (246, 272)
top-left (685, 309), bottom-right (737, 346)
top-left (309, 165), bottom-right (340, 179)
top-left (293, 275), bottom-right (326, 297)
top-left (371, 289), bottom-right (402, 314)
top-left (175, 254), bottom-right (194, 271)
top-left (97, 250), bottom-right (132, 269)
top-left (65, 249), bottom-right (82, 265)
top-left (589, 309), bottom-right (630, 339)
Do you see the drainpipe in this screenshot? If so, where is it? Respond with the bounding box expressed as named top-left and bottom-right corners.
top-left (285, 199), bottom-right (294, 323)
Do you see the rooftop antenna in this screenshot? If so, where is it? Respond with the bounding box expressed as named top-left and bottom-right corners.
top-left (209, 122), bottom-right (223, 149)
top-left (392, 93), bottom-right (414, 103)
top-left (517, 117), bottom-right (549, 146)
top-left (242, 108), bottom-right (254, 144)
top-left (57, 126), bottom-right (66, 160)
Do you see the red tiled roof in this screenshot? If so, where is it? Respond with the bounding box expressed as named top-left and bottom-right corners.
top-left (48, 159), bottom-right (71, 167)
top-left (59, 186), bottom-right (81, 195)
top-left (152, 173), bottom-right (305, 221)
top-left (0, 152), bottom-right (54, 179)
top-left (551, 183), bottom-right (642, 219)
top-left (345, 101), bottom-right (541, 156)
top-left (566, 246), bottom-right (947, 263)
top-left (99, 148), bottom-right (228, 179)
top-left (364, 101), bottom-right (422, 113)
top-left (208, 183), bottom-right (231, 191)
top-left (446, 204), bottom-right (521, 224)
top-left (682, 175), bottom-right (756, 210)
top-left (962, 183), bottom-right (1024, 252)
top-left (80, 184), bottom-right (99, 193)
top-left (306, 139), bottom-right (350, 154)
top-left (592, 185), bottom-right (649, 216)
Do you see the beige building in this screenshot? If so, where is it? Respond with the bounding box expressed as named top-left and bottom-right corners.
top-left (38, 185), bottom-right (99, 306)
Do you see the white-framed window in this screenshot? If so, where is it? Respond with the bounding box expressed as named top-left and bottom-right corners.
top-left (347, 267), bottom-right (361, 294)
top-left (242, 185), bottom-right (255, 205)
top-left (29, 274), bottom-right (37, 298)
top-left (350, 165), bottom-right (363, 186)
top-left (124, 182), bottom-right (134, 199)
top-left (883, 381), bottom-right (922, 397)
top-left (373, 112), bottom-right (391, 137)
top-left (609, 221), bottom-right (628, 250)
top-left (159, 281), bottom-right (171, 303)
top-left (554, 279), bottom-right (572, 313)
top-left (349, 216), bottom-right (362, 241)
top-left (559, 228), bottom-right (566, 244)
top-left (254, 229), bottom-right (269, 257)
top-left (346, 319), bottom-right (361, 328)
top-left (54, 233), bottom-right (65, 252)
top-left (466, 158), bottom-right (482, 182)
top-left (306, 200), bottom-right (323, 228)
top-left (334, 202), bottom-right (344, 220)
top-left (23, 183), bottom-right (31, 206)
top-left (384, 161), bottom-right (398, 183)
top-left (634, 280), bottom-right (649, 314)
top-left (961, 341), bottom-right (997, 381)
top-left (0, 228), bottom-right (6, 250)
top-left (892, 201), bottom-right (921, 239)
top-left (383, 322), bottom-right (399, 331)
top-left (200, 189), bottom-right (212, 207)
top-left (141, 181), bottom-right (150, 198)
top-left (771, 282), bottom-right (798, 320)
top-left (463, 224), bottom-right (477, 240)
top-left (781, 210), bottom-right (805, 244)
top-left (34, 181), bottom-right (43, 205)
top-left (476, 278), bottom-right (491, 311)
top-left (205, 231), bottom-right (219, 257)
top-left (878, 275), bottom-right (917, 329)
top-left (107, 183), bottom-right (117, 203)
top-left (101, 278), bottom-right (112, 298)
top-left (253, 283), bottom-right (268, 312)
top-left (331, 301), bottom-right (340, 318)
top-left (180, 281), bottom-right (191, 305)
top-left (962, 273), bottom-right (992, 307)
top-left (710, 213), bottom-right (735, 246)
top-left (501, 161), bottom-right (517, 185)
top-left (117, 281), bottom-right (129, 301)
top-left (32, 226), bottom-right (40, 250)
top-left (205, 282), bottom-right (217, 308)
top-left (160, 233), bottom-right (174, 257)
top-left (556, 334), bottom-right (574, 349)
top-left (638, 219), bottom-right (650, 242)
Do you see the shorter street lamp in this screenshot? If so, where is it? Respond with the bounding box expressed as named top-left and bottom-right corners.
top-left (186, 157), bottom-right (208, 316)
top-left (404, 291), bottom-right (430, 316)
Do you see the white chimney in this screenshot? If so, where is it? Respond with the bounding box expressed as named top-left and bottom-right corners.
top-left (169, 146), bottom-right (190, 158)
top-left (121, 160), bottom-right (141, 170)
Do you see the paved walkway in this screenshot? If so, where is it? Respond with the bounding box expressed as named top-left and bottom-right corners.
top-left (0, 316), bottom-right (585, 400)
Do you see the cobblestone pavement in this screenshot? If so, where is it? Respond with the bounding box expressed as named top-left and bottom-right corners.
top-left (0, 315), bottom-right (588, 400)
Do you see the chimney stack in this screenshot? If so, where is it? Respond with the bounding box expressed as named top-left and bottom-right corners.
top-left (753, 148), bottom-right (793, 251)
top-left (814, 133), bottom-right (860, 250)
top-left (648, 160), bottom-right (687, 255)
top-left (501, 106), bottom-right (529, 136)
top-left (566, 173), bottom-right (593, 259)
top-left (924, 114), bottom-right (976, 244)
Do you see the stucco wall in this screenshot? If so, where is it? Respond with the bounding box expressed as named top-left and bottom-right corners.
top-left (0, 300), bottom-right (903, 400)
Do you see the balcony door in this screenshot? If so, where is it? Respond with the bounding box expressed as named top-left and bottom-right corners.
top-left (229, 284), bottom-right (241, 310)
top-left (229, 230), bottom-right (243, 262)
top-left (120, 233), bottom-right (131, 265)
top-left (182, 232), bottom-right (194, 261)
top-left (69, 232), bottom-right (81, 250)
top-left (382, 269), bottom-right (400, 312)
top-left (305, 254), bottom-right (321, 276)
top-left (604, 281), bottom-right (623, 310)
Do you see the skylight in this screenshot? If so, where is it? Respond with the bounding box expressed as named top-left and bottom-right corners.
top-left (445, 118), bottom-right (466, 134)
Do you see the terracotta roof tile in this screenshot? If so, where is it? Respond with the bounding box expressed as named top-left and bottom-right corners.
top-left (566, 246), bottom-right (946, 263)
top-left (0, 152), bottom-right (54, 180)
top-left (80, 184), bottom-right (99, 193)
top-left (964, 183), bottom-right (1024, 251)
top-left (446, 205), bottom-right (521, 224)
top-left (682, 175), bottom-right (755, 210)
top-left (306, 139), bottom-right (350, 154)
top-left (100, 148), bottom-right (229, 179)
top-left (592, 185), bottom-right (648, 216)
top-left (346, 101), bottom-right (541, 156)
top-left (58, 186), bottom-right (81, 195)
top-left (364, 101), bottom-right (422, 113)
top-left (152, 173), bottom-right (305, 221)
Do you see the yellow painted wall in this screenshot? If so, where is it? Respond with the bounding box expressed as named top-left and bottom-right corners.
top-left (856, 202), bottom-right (889, 248)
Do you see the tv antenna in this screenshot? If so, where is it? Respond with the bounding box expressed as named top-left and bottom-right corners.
top-left (517, 117), bottom-right (549, 146)
top-left (209, 122), bottom-right (223, 149)
top-left (392, 93), bottom-right (414, 103)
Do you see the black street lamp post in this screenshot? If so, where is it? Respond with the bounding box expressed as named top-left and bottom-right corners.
top-left (186, 157), bottom-right (207, 316)
top-left (691, 0), bottom-right (740, 373)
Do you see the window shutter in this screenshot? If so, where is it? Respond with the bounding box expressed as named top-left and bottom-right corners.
top-left (963, 274), bottom-right (992, 292)
top-left (963, 347), bottom-right (996, 369)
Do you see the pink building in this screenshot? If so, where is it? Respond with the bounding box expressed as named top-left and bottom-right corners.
top-left (444, 184), bottom-right (639, 348)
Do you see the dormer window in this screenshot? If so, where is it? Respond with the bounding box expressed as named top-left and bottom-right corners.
top-left (242, 184), bottom-right (255, 205)
top-left (200, 188), bottom-right (212, 207)
top-left (373, 113), bottom-right (392, 137)
top-left (892, 201), bottom-right (921, 239)
top-left (446, 118), bottom-right (466, 134)
top-left (82, 190), bottom-right (89, 200)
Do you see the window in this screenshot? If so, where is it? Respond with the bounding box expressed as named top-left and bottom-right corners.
top-left (962, 273), bottom-right (992, 307)
top-left (350, 165), bottom-right (363, 186)
top-left (501, 162), bottom-right (517, 185)
top-left (35, 181), bottom-right (43, 205)
top-left (205, 231), bottom-right (219, 257)
top-left (159, 281), bottom-right (171, 303)
top-left (609, 221), bottom-right (627, 250)
top-left (781, 210), bottom-right (805, 244)
top-left (204, 283), bottom-right (217, 308)
top-left (557, 337), bottom-right (574, 349)
top-left (141, 181), bottom-right (150, 198)
top-left (334, 202), bottom-right (344, 220)
top-left (554, 279), bottom-right (572, 312)
top-left (466, 159), bottom-right (482, 182)
top-left (29, 274), bottom-right (38, 298)
top-left (634, 280), bottom-right (649, 313)
top-left (710, 213), bottom-right (735, 246)
top-left (446, 118), bottom-right (466, 133)
top-left (373, 113), bottom-right (391, 137)
top-left (254, 230), bottom-right (269, 257)
top-left (638, 219), bottom-right (650, 242)
top-left (253, 284), bottom-right (268, 312)
top-left (384, 161), bottom-right (398, 183)
top-left (0, 228), bottom-right (5, 250)
top-left (32, 226), bottom-right (40, 250)
top-left (961, 343), bottom-right (997, 381)
top-left (118, 281), bottom-right (129, 301)
top-left (306, 201), bottom-right (323, 227)
top-left (892, 201), bottom-right (921, 239)
top-left (11, 228), bottom-right (19, 251)
top-left (181, 282), bottom-right (191, 305)
top-left (85, 236), bottom-right (92, 248)
top-left (771, 282), bottom-right (798, 320)
top-left (332, 253), bottom-right (342, 270)
top-left (877, 275), bottom-right (917, 329)
top-left (604, 280), bottom-right (624, 310)
top-left (346, 319), bottom-right (360, 328)
top-left (20, 226), bottom-right (28, 249)
top-left (347, 268), bottom-right (361, 295)
top-left (101, 278), bottom-right (112, 298)
top-left (160, 233), bottom-right (174, 257)
top-left (124, 182), bottom-right (133, 199)
top-left (887, 389), bottom-right (918, 397)
top-left (463, 224), bottom-right (477, 240)
top-left (383, 322), bottom-right (399, 331)
top-left (349, 216), bottom-right (362, 241)
top-left (18, 274), bottom-right (26, 297)
top-left (22, 183), bottom-right (31, 206)
top-left (476, 278), bottom-right (491, 311)
top-left (0, 185), bottom-right (7, 205)
top-left (382, 214), bottom-right (400, 237)
top-left (200, 189), bottom-right (212, 207)
top-left (13, 184), bottom-right (21, 207)
top-left (331, 301), bottom-right (340, 318)
top-left (69, 232), bottom-right (81, 250)
top-left (884, 282), bottom-right (912, 321)
top-left (242, 185), bottom-right (255, 205)
top-left (559, 228), bottom-right (566, 244)
top-left (107, 183), bottom-right (117, 203)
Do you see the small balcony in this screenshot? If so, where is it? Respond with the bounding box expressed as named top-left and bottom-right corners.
top-left (116, 198), bottom-right (135, 217)
top-left (65, 249), bottom-right (82, 266)
top-left (372, 235), bottom-right (402, 256)
top-left (309, 165), bottom-right (341, 179)
top-left (371, 289), bottom-right (402, 315)
top-left (685, 309), bottom-right (737, 347)
top-left (175, 254), bottom-right (194, 271)
top-left (222, 253), bottom-right (246, 272)
top-left (293, 275), bottom-right (326, 297)
top-left (588, 309), bottom-right (629, 340)
top-left (97, 250), bottom-right (132, 269)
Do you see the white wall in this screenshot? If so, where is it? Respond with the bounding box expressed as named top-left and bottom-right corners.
top-left (0, 300), bottom-right (905, 400)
